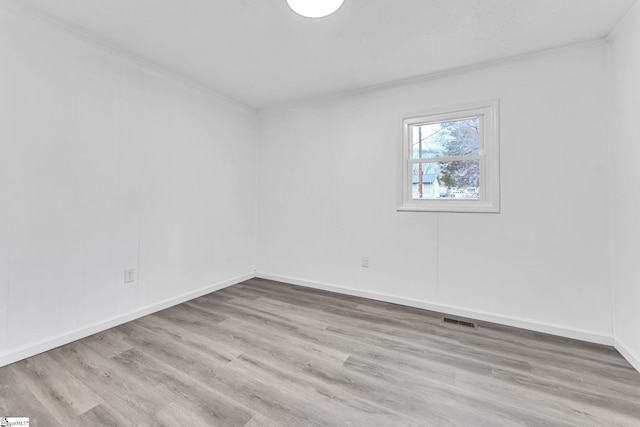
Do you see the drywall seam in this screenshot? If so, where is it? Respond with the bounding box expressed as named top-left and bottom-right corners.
top-left (0, 272), bottom-right (255, 368)
top-left (605, 40), bottom-right (618, 341)
top-left (256, 272), bottom-right (615, 347)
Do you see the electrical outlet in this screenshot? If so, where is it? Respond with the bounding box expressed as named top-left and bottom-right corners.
top-left (124, 268), bottom-right (136, 283)
top-left (361, 256), bottom-right (369, 268)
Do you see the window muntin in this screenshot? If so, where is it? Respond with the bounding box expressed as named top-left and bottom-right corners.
top-left (400, 101), bottom-right (499, 213)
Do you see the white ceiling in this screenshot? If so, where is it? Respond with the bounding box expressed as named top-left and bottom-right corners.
top-left (8, 0), bottom-right (636, 109)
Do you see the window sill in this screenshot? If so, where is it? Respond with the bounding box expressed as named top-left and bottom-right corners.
top-left (397, 200), bottom-right (500, 213)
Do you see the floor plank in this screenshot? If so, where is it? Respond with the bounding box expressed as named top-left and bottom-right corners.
top-left (1, 277), bottom-right (640, 426)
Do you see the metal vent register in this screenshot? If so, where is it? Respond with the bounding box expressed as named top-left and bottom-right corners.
top-left (443, 317), bottom-right (477, 329)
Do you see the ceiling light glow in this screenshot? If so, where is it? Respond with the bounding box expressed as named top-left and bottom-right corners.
top-left (286, 0), bottom-right (345, 18)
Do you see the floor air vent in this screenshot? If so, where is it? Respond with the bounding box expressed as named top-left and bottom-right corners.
top-left (443, 317), bottom-right (476, 329)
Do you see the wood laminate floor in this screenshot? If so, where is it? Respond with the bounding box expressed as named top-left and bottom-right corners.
top-left (1, 278), bottom-right (640, 426)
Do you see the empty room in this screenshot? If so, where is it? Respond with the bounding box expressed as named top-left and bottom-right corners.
top-left (1, 0), bottom-right (640, 425)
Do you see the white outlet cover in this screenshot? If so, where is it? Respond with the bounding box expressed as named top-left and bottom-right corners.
top-left (124, 268), bottom-right (136, 283)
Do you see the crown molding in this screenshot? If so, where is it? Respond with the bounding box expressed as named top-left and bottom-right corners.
top-left (264, 39), bottom-right (607, 112)
top-left (0, 0), bottom-right (256, 112)
top-left (606, 0), bottom-right (639, 43)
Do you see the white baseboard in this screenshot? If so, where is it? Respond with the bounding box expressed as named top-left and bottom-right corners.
top-left (256, 272), bottom-right (614, 347)
top-left (615, 339), bottom-right (640, 373)
top-left (3, 271), bottom-right (625, 370)
top-left (0, 272), bottom-right (256, 368)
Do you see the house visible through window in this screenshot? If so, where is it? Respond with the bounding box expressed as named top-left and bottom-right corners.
top-left (399, 100), bottom-right (499, 213)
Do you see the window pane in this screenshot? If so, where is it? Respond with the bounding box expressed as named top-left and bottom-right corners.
top-left (412, 161), bottom-right (480, 199)
top-left (411, 118), bottom-right (480, 159)
top-left (411, 163), bottom-right (441, 199)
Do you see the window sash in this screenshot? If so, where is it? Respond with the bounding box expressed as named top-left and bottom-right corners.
top-left (409, 154), bottom-right (481, 164)
top-left (399, 100), bottom-right (499, 213)
top-left (407, 157), bottom-right (486, 201)
top-left (408, 118), bottom-right (484, 161)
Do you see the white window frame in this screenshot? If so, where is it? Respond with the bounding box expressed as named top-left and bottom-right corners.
top-left (398, 99), bottom-right (500, 213)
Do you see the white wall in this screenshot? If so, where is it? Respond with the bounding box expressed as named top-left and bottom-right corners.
top-left (1, 0), bottom-right (632, 370)
top-left (0, 5), bottom-right (257, 366)
top-left (610, 1), bottom-right (640, 371)
top-left (258, 44), bottom-right (613, 343)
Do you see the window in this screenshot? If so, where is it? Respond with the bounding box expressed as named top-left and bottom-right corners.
top-left (399, 100), bottom-right (500, 213)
